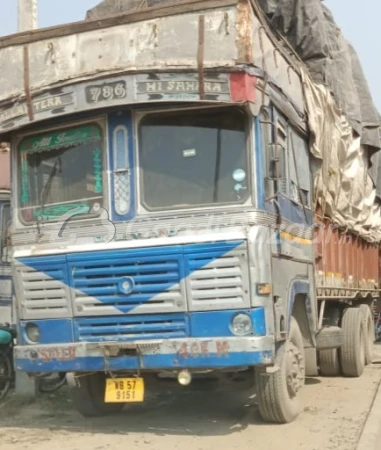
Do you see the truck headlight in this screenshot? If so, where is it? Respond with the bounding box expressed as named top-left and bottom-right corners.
top-left (26, 323), bottom-right (40, 343)
top-left (231, 313), bottom-right (252, 336)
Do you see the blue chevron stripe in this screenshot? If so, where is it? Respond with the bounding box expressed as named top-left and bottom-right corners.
top-left (18, 240), bottom-right (245, 314)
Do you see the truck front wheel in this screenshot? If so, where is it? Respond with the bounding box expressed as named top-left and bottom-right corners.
top-left (254, 317), bottom-right (305, 423)
top-left (69, 372), bottom-right (124, 417)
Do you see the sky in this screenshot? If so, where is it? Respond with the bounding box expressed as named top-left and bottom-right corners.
top-left (0, 0), bottom-right (380, 112)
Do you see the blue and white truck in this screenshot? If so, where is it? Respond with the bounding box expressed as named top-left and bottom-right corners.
top-left (0, 0), bottom-right (380, 423)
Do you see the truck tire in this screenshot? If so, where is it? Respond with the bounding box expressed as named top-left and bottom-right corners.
top-left (69, 372), bottom-right (124, 417)
top-left (254, 317), bottom-right (305, 424)
top-left (316, 326), bottom-right (344, 350)
top-left (319, 349), bottom-right (341, 376)
top-left (339, 307), bottom-right (366, 377)
top-left (359, 304), bottom-right (374, 365)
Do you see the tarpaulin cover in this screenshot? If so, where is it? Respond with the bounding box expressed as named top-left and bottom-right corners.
top-left (257, 0), bottom-right (381, 239)
top-left (302, 73), bottom-right (381, 241)
top-left (257, 0), bottom-right (381, 183)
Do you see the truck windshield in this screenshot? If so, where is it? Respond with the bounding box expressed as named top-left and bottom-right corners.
top-left (139, 108), bottom-right (249, 210)
top-left (18, 124), bottom-right (104, 223)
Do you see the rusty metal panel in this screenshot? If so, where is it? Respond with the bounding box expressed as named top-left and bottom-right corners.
top-left (250, 9), bottom-right (304, 113)
top-left (348, 235), bottom-right (354, 287)
top-left (338, 230), bottom-right (346, 286)
top-left (314, 217), bottom-right (380, 292)
top-left (0, 5), bottom-right (239, 107)
top-left (315, 221), bottom-right (324, 288)
top-left (331, 227), bottom-right (339, 285)
top-left (236, 0), bottom-right (253, 64)
top-left (0, 46), bottom-right (24, 103)
top-left (0, 147), bottom-right (10, 191)
top-left (323, 221), bottom-right (331, 286)
top-left (356, 237), bottom-right (361, 287)
top-left (374, 246), bottom-right (379, 284)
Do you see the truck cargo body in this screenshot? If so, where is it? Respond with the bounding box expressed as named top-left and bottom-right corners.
top-left (0, 0), bottom-right (378, 423)
top-left (315, 217), bottom-right (379, 296)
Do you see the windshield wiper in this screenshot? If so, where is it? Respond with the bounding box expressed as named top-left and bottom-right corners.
top-left (36, 158), bottom-right (60, 237)
top-left (213, 128), bottom-right (222, 203)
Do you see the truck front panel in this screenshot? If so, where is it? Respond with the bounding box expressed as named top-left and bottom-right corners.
top-left (14, 239), bottom-right (273, 372)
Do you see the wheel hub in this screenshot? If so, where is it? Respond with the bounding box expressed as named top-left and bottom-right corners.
top-left (286, 342), bottom-right (305, 397)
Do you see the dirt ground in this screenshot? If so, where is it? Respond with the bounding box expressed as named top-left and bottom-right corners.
top-left (1, 346), bottom-right (381, 450)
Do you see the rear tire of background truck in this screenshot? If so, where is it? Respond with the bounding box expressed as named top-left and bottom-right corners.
top-left (340, 307), bottom-right (366, 377)
top-left (70, 372), bottom-right (124, 417)
top-left (318, 349), bottom-right (341, 377)
top-left (359, 304), bottom-right (374, 365)
top-left (254, 317), bottom-right (305, 424)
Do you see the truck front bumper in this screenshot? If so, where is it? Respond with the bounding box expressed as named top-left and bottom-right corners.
top-left (14, 336), bottom-right (274, 373)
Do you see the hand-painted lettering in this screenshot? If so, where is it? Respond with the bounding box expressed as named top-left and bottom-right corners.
top-left (216, 341), bottom-right (229, 357)
top-left (36, 346), bottom-right (76, 362)
top-left (177, 341), bottom-right (229, 358)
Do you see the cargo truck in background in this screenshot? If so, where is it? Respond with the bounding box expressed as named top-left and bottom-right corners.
top-left (0, 147), bottom-right (11, 324)
top-left (0, 0), bottom-right (380, 423)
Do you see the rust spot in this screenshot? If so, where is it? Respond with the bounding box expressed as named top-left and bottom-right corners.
top-left (236, 0), bottom-right (253, 64)
top-left (216, 341), bottom-right (229, 358)
top-left (190, 342), bottom-right (199, 358)
top-left (197, 15), bottom-right (205, 100)
top-left (200, 341), bottom-right (209, 357)
top-left (178, 342), bottom-right (189, 359)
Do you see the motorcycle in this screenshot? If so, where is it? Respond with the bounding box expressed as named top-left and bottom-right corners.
top-left (0, 324), bottom-right (66, 401)
top-left (38, 372), bottom-right (67, 393)
top-left (0, 324), bottom-right (15, 401)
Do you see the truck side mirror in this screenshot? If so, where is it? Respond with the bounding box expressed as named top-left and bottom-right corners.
top-left (1, 222), bottom-right (12, 264)
top-left (268, 143), bottom-right (280, 160)
top-left (268, 142), bottom-right (286, 181)
top-left (264, 178), bottom-right (275, 199)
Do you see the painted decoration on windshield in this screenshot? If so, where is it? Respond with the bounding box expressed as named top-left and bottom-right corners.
top-left (18, 123), bottom-right (104, 222)
top-left (19, 125), bottom-right (101, 154)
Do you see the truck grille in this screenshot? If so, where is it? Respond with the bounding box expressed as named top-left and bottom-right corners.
top-left (16, 240), bottom-right (248, 322)
top-left (74, 313), bottom-right (188, 342)
top-left (16, 257), bottom-right (72, 319)
top-left (68, 250), bottom-right (186, 316)
top-left (185, 242), bottom-right (250, 311)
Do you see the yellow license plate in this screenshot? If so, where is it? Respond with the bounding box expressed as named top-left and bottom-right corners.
top-left (104, 378), bottom-right (144, 403)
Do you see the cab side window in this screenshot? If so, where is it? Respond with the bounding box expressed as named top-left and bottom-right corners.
top-left (260, 107), bottom-right (311, 209)
top-left (288, 128), bottom-right (311, 208)
top-left (274, 118), bottom-right (288, 195)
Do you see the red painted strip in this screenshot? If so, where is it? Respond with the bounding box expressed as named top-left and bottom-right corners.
top-left (230, 73), bottom-right (257, 103)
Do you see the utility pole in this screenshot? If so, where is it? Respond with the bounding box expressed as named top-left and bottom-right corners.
top-left (15, 2), bottom-right (40, 398)
top-left (18, 0), bottom-right (38, 32)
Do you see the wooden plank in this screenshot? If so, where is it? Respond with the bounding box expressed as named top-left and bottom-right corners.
top-left (0, 0), bottom-right (238, 49)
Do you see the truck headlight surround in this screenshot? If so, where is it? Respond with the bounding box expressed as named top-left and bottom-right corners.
top-left (230, 313), bottom-right (252, 336)
top-left (25, 323), bottom-right (40, 343)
